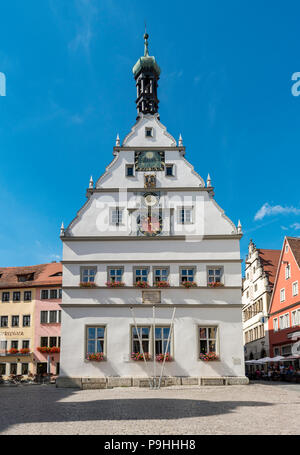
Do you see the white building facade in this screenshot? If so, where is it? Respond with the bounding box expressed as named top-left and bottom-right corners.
top-left (58, 34), bottom-right (248, 388)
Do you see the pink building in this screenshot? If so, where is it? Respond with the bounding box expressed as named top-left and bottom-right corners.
top-left (34, 263), bottom-right (62, 376)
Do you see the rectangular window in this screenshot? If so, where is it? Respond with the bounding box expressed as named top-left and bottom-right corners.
top-left (86, 327), bottom-right (105, 355)
top-left (155, 327), bottom-right (171, 355)
top-left (49, 311), bottom-right (57, 323)
top-left (207, 267), bottom-right (223, 284)
top-left (111, 208), bottom-right (123, 225)
top-left (11, 340), bottom-right (18, 349)
top-left (178, 207), bottom-right (193, 224)
top-left (126, 165), bottom-right (134, 177)
top-left (23, 315), bottom-right (31, 327)
top-left (40, 337), bottom-right (48, 347)
top-left (0, 340), bottom-right (7, 352)
top-left (2, 292), bottom-right (9, 302)
top-left (58, 310), bottom-right (61, 323)
top-left (58, 288), bottom-right (62, 299)
top-left (11, 315), bottom-right (19, 327)
top-left (22, 340), bottom-right (29, 349)
top-left (180, 268), bottom-right (195, 283)
top-left (49, 337), bottom-right (57, 348)
top-left (153, 268), bottom-right (169, 284)
top-left (107, 267), bottom-right (124, 283)
top-left (291, 310), bottom-right (299, 327)
top-left (199, 327), bottom-right (218, 355)
top-left (279, 313), bottom-right (290, 330)
top-left (50, 289), bottom-right (58, 299)
top-left (165, 164), bottom-right (174, 176)
top-left (274, 347), bottom-right (280, 356)
top-left (131, 326), bottom-right (150, 355)
top-left (10, 363), bottom-right (17, 375)
top-left (0, 363), bottom-right (6, 375)
top-left (81, 267), bottom-right (97, 283)
top-left (41, 290), bottom-right (49, 300)
top-left (1, 316), bottom-right (8, 327)
top-left (285, 264), bottom-right (291, 279)
top-left (40, 311), bottom-right (48, 324)
top-left (280, 288), bottom-right (285, 302)
top-left (13, 291), bottom-right (21, 302)
top-left (24, 291), bottom-right (32, 301)
top-left (134, 268), bottom-right (148, 283)
top-left (145, 127), bottom-right (153, 137)
top-left (273, 317), bottom-right (278, 332)
top-left (292, 281), bottom-right (298, 297)
top-left (21, 363), bottom-right (29, 375)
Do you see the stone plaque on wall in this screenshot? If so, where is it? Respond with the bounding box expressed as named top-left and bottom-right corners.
top-left (142, 290), bottom-right (161, 304)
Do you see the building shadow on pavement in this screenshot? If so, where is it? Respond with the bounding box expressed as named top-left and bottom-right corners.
top-left (0, 385), bottom-right (273, 434)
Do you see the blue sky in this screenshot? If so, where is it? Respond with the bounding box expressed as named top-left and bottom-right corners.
top-left (0, 0), bottom-right (300, 268)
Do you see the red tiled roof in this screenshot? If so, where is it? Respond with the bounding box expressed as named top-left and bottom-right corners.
top-left (287, 237), bottom-right (300, 268)
top-left (257, 249), bottom-right (281, 287)
top-left (0, 262), bottom-right (62, 289)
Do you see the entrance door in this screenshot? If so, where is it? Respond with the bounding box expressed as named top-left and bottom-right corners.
top-left (36, 363), bottom-right (47, 375)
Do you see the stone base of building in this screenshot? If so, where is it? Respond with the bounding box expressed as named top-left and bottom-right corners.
top-left (56, 376), bottom-right (249, 389)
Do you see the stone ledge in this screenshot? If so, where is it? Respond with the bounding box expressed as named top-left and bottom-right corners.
top-left (56, 376), bottom-right (249, 389)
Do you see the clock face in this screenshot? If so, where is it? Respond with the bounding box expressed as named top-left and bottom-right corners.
top-left (143, 193), bottom-right (159, 207)
top-left (137, 213), bottom-right (163, 236)
top-left (135, 150), bottom-right (165, 171)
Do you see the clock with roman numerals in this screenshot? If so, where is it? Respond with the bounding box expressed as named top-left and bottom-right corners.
top-left (135, 150), bottom-right (165, 171)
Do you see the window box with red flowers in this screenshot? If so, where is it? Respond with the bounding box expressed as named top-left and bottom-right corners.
top-left (207, 282), bottom-right (224, 288)
top-left (131, 352), bottom-right (151, 361)
top-left (199, 352), bottom-right (219, 361)
top-left (156, 353), bottom-right (172, 362)
top-left (37, 346), bottom-right (60, 354)
top-left (79, 281), bottom-right (97, 288)
top-left (154, 281), bottom-right (170, 288)
top-left (8, 348), bottom-right (19, 355)
top-left (134, 281), bottom-right (149, 289)
top-left (20, 348), bottom-right (31, 355)
top-left (105, 281), bottom-right (125, 288)
top-left (86, 352), bottom-right (105, 361)
top-left (181, 281), bottom-right (197, 289)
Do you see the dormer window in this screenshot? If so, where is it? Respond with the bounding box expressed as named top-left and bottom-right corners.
top-left (17, 273), bottom-right (34, 282)
top-left (145, 127), bottom-right (153, 137)
top-left (165, 164), bottom-right (174, 177)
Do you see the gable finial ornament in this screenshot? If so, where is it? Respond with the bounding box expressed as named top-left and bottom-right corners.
top-left (237, 220), bottom-right (242, 234)
top-left (178, 134), bottom-right (183, 146)
top-left (116, 134), bottom-right (120, 146)
top-left (60, 222), bottom-right (65, 237)
top-left (89, 176), bottom-right (94, 189)
top-left (207, 173), bottom-right (212, 187)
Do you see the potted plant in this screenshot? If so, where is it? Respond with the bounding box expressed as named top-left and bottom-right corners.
top-left (181, 281), bottom-right (197, 288)
top-left (105, 281), bottom-right (125, 288)
top-left (155, 281), bottom-right (170, 288)
top-left (86, 352), bottom-right (105, 361)
top-left (208, 282), bottom-right (224, 288)
top-left (156, 353), bottom-right (172, 362)
top-left (79, 281), bottom-right (97, 288)
top-left (131, 352), bottom-right (151, 361)
top-left (134, 281), bottom-right (149, 288)
top-left (199, 352), bottom-right (219, 361)
top-left (8, 348), bottom-right (19, 355)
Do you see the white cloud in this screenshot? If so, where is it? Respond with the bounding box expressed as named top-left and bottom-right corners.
top-left (254, 203), bottom-right (300, 221)
top-left (290, 223), bottom-right (300, 230)
top-left (281, 226), bottom-right (288, 231)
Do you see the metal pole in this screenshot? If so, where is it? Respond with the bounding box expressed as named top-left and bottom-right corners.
top-left (130, 307), bottom-right (152, 388)
top-left (158, 307), bottom-right (176, 389)
top-left (153, 305), bottom-right (156, 388)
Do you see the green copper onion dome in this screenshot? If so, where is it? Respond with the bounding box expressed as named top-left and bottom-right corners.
top-left (132, 33), bottom-right (161, 78)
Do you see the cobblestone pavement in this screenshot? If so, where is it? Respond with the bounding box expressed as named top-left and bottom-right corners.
top-left (0, 382), bottom-right (299, 435)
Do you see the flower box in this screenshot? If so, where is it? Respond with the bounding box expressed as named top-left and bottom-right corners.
top-left (207, 282), bottom-right (224, 288)
top-left (134, 281), bottom-right (149, 288)
top-left (37, 346), bottom-right (60, 354)
top-left (131, 352), bottom-right (151, 361)
top-left (105, 281), bottom-right (125, 288)
top-left (199, 352), bottom-right (219, 361)
top-left (20, 348), bottom-right (30, 355)
top-left (8, 348), bottom-right (19, 355)
top-left (79, 281), bottom-right (97, 288)
top-left (155, 281), bottom-right (170, 288)
top-left (86, 352), bottom-right (105, 361)
top-left (50, 347), bottom-right (60, 354)
top-left (156, 353), bottom-right (172, 362)
top-left (181, 281), bottom-right (197, 288)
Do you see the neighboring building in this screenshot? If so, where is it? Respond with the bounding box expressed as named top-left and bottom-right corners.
top-left (58, 33), bottom-right (247, 388)
top-left (242, 240), bottom-right (280, 360)
top-left (0, 263), bottom-right (62, 378)
top-left (268, 237), bottom-right (300, 359)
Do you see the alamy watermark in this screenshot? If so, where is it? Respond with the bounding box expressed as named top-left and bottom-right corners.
top-left (0, 72), bottom-right (6, 96)
top-left (291, 72), bottom-right (300, 96)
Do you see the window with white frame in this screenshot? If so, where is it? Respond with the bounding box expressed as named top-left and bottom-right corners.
top-left (49, 311), bottom-right (58, 324)
top-left (165, 164), bottom-right (174, 177)
top-left (285, 264), bottom-right (291, 279)
top-left (41, 290), bottom-right (49, 300)
top-left (199, 327), bottom-right (218, 355)
top-left (280, 288), bottom-right (285, 302)
top-left (279, 313), bottom-right (290, 330)
top-left (40, 311), bottom-right (48, 324)
top-left (178, 207), bottom-right (193, 224)
top-left (155, 327), bottom-right (171, 355)
top-left (273, 317), bottom-right (278, 332)
top-left (13, 291), bottom-right (20, 302)
top-left (11, 315), bottom-right (19, 327)
top-left (0, 363), bottom-right (6, 375)
top-left (22, 340), bottom-right (30, 349)
top-left (86, 327), bottom-right (105, 355)
top-left (23, 315), bottom-right (30, 327)
top-left (180, 268), bottom-right (195, 283)
top-left (107, 267), bottom-right (123, 283)
top-left (274, 347), bottom-right (280, 356)
top-left (80, 267), bottom-right (97, 283)
top-left (126, 165), bottom-right (134, 177)
top-left (10, 363), bottom-right (17, 375)
top-left (134, 268), bottom-right (148, 283)
top-left (291, 310), bottom-right (299, 327)
top-left (0, 340), bottom-right (7, 352)
top-left (131, 326), bottom-right (150, 355)
top-left (0, 316), bottom-right (8, 327)
top-left (11, 340), bottom-right (18, 349)
top-left (292, 281), bottom-right (298, 296)
top-left (2, 292), bottom-right (9, 302)
top-left (145, 127), bottom-right (153, 137)
top-left (153, 267), bottom-right (169, 284)
top-left (111, 207), bottom-right (123, 225)
top-left (24, 291), bottom-right (31, 301)
top-left (207, 267), bottom-right (223, 285)
top-left (21, 363), bottom-right (29, 375)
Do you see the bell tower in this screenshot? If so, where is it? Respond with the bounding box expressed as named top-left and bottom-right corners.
top-left (132, 32), bottom-right (161, 116)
